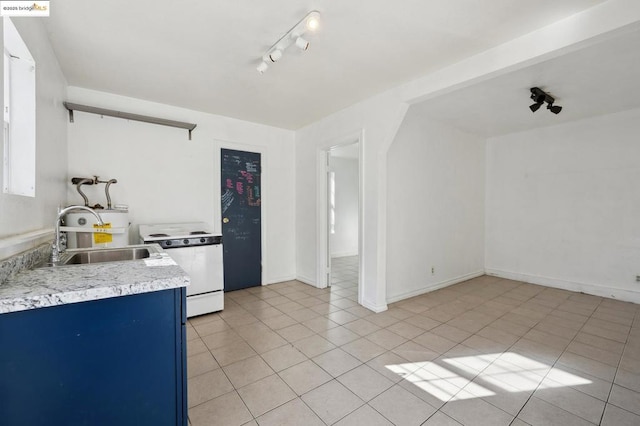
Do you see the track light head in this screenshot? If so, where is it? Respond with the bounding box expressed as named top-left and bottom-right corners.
top-left (529, 102), bottom-right (542, 113)
top-left (305, 11), bottom-right (321, 31)
top-left (256, 11), bottom-right (321, 74)
top-left (268, 49), bottom-right (283, 62)
top-left (256, 61), bottom-right (269, 74)
top-left (530, 87), bottom-right (546, 103)
top-left (547, 104), bottom-right (562, 114)
top-left (531, 93), bottom-right (545, 103)
top-left (295, 36), bottom-right (309, 51)
top-left (528, 87), bottom-right (562, 115)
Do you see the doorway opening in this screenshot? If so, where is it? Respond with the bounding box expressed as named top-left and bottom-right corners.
top-left (328, 143), bottom-right (360, 296)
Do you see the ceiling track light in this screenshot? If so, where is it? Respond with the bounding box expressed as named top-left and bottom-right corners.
top-left (529, 102), bottom-right (542, 113)
top-left (529, 87), bottom-right (563, 115)
top-left (268, 49), bottom-right (283, 62)
top-left (256, 61), bottom-right (269, 74)
top-left (256, 10), bottom-right (320, 74)
top-left (294, 36), bottom-right (309, 51)
top-left (547, 103), bottom-right (562, 114)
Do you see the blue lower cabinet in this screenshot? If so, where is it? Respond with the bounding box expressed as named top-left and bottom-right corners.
top-left (0, 288), bottom-right (187, 426)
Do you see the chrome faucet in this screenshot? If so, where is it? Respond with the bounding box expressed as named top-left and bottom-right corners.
top-left (51, 205), bottom-right (104, 264)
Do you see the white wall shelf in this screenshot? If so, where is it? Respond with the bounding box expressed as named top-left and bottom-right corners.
top-left (63, 102), bottom-right (197, 140)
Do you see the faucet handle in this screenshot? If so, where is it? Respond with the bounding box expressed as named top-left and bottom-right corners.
top-left (50, 241), bottom-right (60, 263)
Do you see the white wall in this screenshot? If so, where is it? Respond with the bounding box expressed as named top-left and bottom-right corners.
top-left (295, 0), bottom-right (637, 311)
top-left (0, 18), bottom-right (67, 243)
top-left (486, 108), bottom-right (640, 303)
top-left (387, 110), bottom-right (485, 302)
top-left (66, 87), bottom-right (296, 285)
top-left (329, 156), bottom-right (358, 258)
top-left (295, 91), bottom-right (408, 312)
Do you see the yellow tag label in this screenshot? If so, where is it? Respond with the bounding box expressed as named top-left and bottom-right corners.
top-left (93, 223), bottom-right (113, 244)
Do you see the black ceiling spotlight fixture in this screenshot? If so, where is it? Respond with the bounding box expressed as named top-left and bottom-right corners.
top-left (529, 87), bottom-right (562, 114)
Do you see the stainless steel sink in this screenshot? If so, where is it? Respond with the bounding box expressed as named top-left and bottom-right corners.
top-left (62, 247), bottom-right (151, 264)
top-left (40, 244), bottom-right (164, 267)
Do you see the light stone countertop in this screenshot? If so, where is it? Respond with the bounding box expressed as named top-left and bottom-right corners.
top-left (0, 249), bottom-right (189, 314)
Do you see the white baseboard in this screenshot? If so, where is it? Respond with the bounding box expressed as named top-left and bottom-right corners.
top-left (295, 274), bottom-right (317, 287)
top-left (486, 268), bottom-right (640, 304)
top-left (386, 270), bottom-right (485, 304)
top-left (263, 275), bottom-right (296, 286)
top-left (361, 298), bottom-right (388, 313)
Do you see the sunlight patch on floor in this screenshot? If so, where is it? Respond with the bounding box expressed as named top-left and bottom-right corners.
top-left (386, 352), bottom-right (591, 402)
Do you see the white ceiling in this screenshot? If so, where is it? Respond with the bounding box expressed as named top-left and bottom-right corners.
top-left (42, 0), bottom-right (606, 130)
top-left (409, 25), bottom-right (640, 138)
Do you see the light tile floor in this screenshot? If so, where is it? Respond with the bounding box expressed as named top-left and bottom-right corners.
top-left (331, 255), bottom-right (359, 292)
top-left (187, 260), bottom-right (640, 425)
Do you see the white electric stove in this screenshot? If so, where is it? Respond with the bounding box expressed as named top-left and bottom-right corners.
top-left (139, 222), bottom-right (223, 316)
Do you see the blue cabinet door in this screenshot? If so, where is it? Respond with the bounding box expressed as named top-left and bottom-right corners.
top-left (0, 288), bottom-right (187, 426)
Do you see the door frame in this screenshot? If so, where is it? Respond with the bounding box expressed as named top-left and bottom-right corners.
top-left (214, 139), bottom-right (268, 286)
top-left (316, 130), bottom-right (364, 302)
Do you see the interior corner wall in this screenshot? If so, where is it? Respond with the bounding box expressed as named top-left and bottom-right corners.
top-left (0, 18), bottom-right (68, 241)
top-left (294, 89), bottom-right (408, 311)
top-left (386, 109), bottom-right (486, 302)
top-left (329, 156), bottom-right (358, 258)
top-left (485, 108), bottom-right (640, 303)
top-left (65, 87), bottom-right (296, 285)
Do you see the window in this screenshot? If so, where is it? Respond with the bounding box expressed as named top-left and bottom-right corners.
top-left (3, 17), bottom-right (35, 197)
top-left (329, 171), bottom-right (335, 234)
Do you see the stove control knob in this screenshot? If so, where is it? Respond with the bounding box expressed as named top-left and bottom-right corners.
top-left (166, 241), bottom-right (172, 246)
top-left (183, 239), bottom-right (189, 245)
top-left (200, 238), bottom-right (206, 243)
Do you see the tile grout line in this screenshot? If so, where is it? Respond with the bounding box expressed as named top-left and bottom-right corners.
top-left (188, 274), bottom-right (639, 426)
top-left (508, 295), bottom-right (613, 425)
top-left (413, 283), bottom-right (605, 425)
top-left (600, 309), bottom-right (636, 423)
top-left (415, 280), bottom-right (548, 424)
top-left (223, 302), bottom-right (325, 423)
top-left (202, 273), bottom-right (365, 424)
top-left (598, 306), bottom-right (640, 424)
top-left (193, 306), bottom-right (306, 422)
top-left (260, 260), bottom-right (377, 424)
top-left (449, 285), bottom-right (550, 424)
top-left (189, 317), bottom-right (256, 419)
top-left (258, 264), bottom-right (366, 426)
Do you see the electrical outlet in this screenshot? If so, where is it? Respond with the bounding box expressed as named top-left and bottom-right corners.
top-left (431, 266), bottom-right (435, 275)
top-left (636, 275), bottom-right (640, 282)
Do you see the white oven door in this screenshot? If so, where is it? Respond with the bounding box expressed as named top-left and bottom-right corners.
top-left (165, 244), bottom-right (223, 297)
